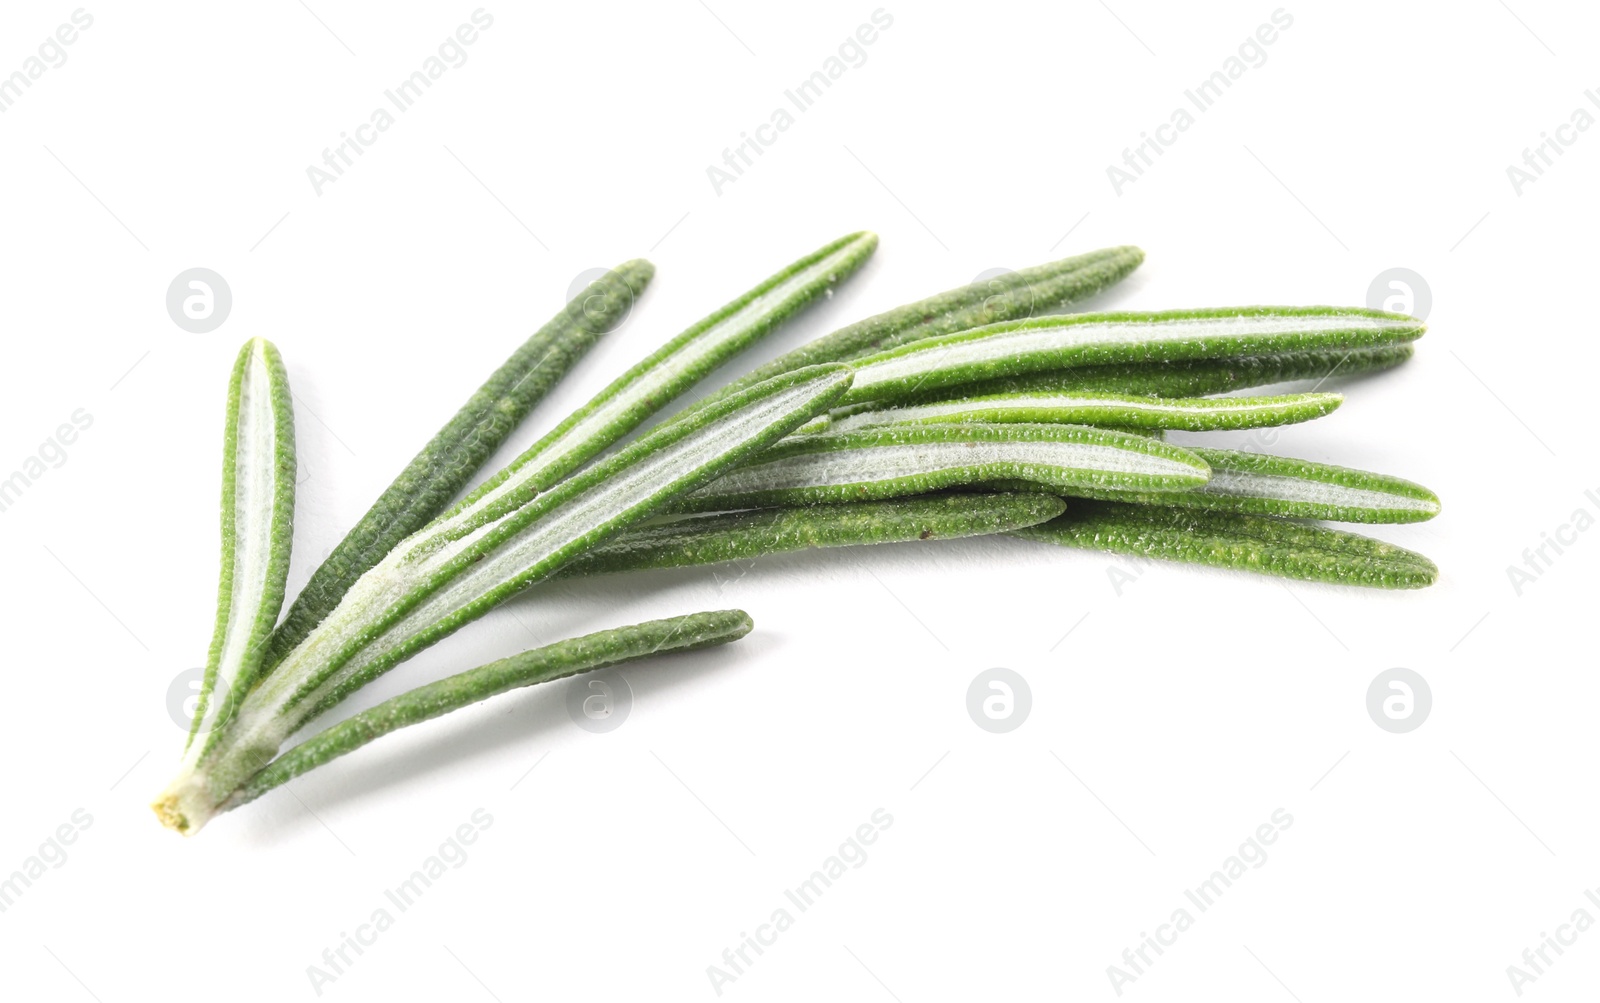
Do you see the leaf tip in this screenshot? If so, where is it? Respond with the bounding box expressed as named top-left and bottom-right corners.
top-left (1399, 555), bottom-right (1440, 588)
top-left (1028, 494), bottom-right (1069, 524)
top-left (611, 258), bottom-right (657, 293)
top-left (724, 609), bottom-right (756, 638)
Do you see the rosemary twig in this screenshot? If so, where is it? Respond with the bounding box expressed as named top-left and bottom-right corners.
top-left (158, 230), bottom-right (1449, 838)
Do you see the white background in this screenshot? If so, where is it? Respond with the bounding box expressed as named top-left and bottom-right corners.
top-left (1, 1), bottom-right (1596, 1000)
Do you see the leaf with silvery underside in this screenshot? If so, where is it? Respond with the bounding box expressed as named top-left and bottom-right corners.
top-left (258, 260), bottom-right (654, 680)
top-left (1014, 502), bottom-right (1438, 589)
top-left (226, 610), bottom-right (753, 810)
top-left (557, 493), bottom-right (1067, 577)
top-left (184, 339), bottom-right (296, 764)
top-left (676, 422), bottom-right (1209, 512)
top-left (1061, 446), bottom-right (1441, 524)
top-left (803, 389), bottom-right (1343, 436)
top-left (420, 232), bottom-right (878, 544)
top-left (804, 346), bottom-right (1412, 430)
top-left (686, 245), bottom-right (1146, 413)
top-left (839, 307), bottom-right (1426, 406)
top-left (154, 366), bottom-right (853, 834)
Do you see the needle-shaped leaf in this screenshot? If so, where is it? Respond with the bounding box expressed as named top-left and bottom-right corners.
top-left (840, 307), bottom-right (1426, 406)
top-left (157, 366), bottom-right (853, 833)
top-left (1014, 501), bottom-right (1438, 589)
top-left (807, 389), bottom-right (1343, 435)
top-left (677, 422), bottom-right (1210, 511)
top-left (930, 345), bottom-right (1416, 400)
top-left (184, 338), bottom-right (296, 763)
top-left (227, 610), bottom-right (753, 809)
top-left (558, 493), bottom-right (1067, 576)
top-left (260, 260), bottom-right (654, 676)
top-left (687, 245), bottom-right (1145, 411)
top-left (424, 232), bottom-right (877, 538)
top-left (1066, 446), bottom-right (1441, 524)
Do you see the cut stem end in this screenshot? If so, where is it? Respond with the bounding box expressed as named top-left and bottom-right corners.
top-left (151, 774), bottom-right (220, 836)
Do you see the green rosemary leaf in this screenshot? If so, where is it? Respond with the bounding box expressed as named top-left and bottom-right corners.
top-left (259, 260), bottom-right (654, 677)
top-left (1067, 446), bottom-right (1441, 524)
top-left (557, 493), bottom-right (1067, 576)
top-left (929, 345), bottom-right (1416, 400)
top-left (185, 338), bottom-right (296, 761)
top-left (227, 610), bottom-right (753, 809)
top-left (840, 307), bottom-right (1426, 406)
top-left (677, 422), bottom-right (1209, 511)
top-left (1014, 501), bottom-right (1438, 589)
top-left (808, 389), bottom-right (1343, 435)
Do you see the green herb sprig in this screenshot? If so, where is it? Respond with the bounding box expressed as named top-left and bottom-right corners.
top-left (157, 236), bottom-right (1440, 836)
